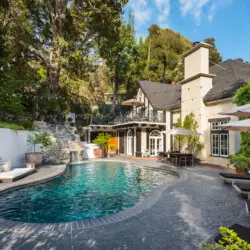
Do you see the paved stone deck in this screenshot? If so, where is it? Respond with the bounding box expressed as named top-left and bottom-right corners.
top-left (0, 165), bottom-right (66, 192)
top-left (0, 157), bottom-right (250, 250)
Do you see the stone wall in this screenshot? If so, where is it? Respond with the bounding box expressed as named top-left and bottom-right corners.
top-left (34, 121), bottom-right (83, 165)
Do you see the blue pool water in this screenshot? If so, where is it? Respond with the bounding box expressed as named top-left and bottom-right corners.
top-left (0, 162), bottom-right (177, 223)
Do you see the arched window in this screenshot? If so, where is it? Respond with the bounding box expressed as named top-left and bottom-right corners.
top-left (127, 130), bottom-right (133, 137)
top-left (150, 130), bottom-right (161, 137)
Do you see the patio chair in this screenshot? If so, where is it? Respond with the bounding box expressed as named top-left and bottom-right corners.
top-left (233, 183), bottom-right (250, 198)
top-left (214, 224), bottom-right (250, 244)
top-left (219, 172), bottom-right (250, 184)
top-left (0, 167), bottom-right (36, 183)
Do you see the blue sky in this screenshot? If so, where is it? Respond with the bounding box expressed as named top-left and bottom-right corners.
top-left (123, 0), bottom-right (250, 61)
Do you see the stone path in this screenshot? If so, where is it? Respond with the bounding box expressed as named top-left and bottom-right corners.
top-left (0, 157), bottom-right (249, 250)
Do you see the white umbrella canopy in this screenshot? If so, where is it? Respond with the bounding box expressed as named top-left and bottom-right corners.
top-left (162, 127), bottom-right (201, 136)
top-left (219, 104), bottom-right (250, 118)
top-left (219, 119), bottom-right (250, 132)
top-left (122, 99), bottom-right (144, 107)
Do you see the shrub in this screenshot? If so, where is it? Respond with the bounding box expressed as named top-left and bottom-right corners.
top-left (228, 154), bottom-right (250, 170)
top-left (27, 131), bottom-right (54, 152)
top-left (175, 112), bottom-right (204, 155)
top-left (93, 133), bottom-right (111, 149)
top-left (202, 227), bottom-right (250, 249)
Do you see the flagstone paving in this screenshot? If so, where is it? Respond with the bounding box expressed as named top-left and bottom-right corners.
top-left (0, 157), bottom-right (249, 250)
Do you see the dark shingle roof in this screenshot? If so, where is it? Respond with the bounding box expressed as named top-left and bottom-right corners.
top-left (139, 60), bottom-right (250, 111)
top-left (139, 81), bottom-right (181, 110)
top-left (204, 60), bottom-right (250, 102)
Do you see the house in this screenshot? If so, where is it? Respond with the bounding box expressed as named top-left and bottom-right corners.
top-left (85, 43), bottom-right (250, 167)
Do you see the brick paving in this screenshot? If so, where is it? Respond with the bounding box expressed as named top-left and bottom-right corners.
top-left (0, 157), bottom-right (249, 250)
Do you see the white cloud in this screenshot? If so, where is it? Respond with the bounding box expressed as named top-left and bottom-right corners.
top-left (154, 0), bottom-right (171, 24)
top-left (208, 3), bottom-right (216, 22)
top-left (178, 0), bottom-right (233, 25)
top-left (127, 0), bottom-right (151, 24)
top-left (179, 0), bottom-right (211, 25)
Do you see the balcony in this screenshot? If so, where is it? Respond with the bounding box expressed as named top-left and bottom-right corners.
top-left (90, 111), bottom-right (165, 126)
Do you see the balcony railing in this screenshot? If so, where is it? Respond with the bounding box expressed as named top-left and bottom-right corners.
top-left (90, 112), bottom-right (165, 125)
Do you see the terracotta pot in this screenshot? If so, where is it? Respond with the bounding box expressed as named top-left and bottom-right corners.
top-left (25, 152), bottom-right (43, 168)
top-left (235, 168), bottom-right (246, 175)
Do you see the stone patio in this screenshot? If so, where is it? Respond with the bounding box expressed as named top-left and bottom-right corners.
top-left (0, 157), bottom-right (250, 250)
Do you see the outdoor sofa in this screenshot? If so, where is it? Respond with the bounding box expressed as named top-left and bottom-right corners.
top-left (219, 172), bottom-right (250, 184)
top-left (0, 168), bottom-right (36, 183)
top-left (233, 183), bottom-right (250, 198)
top-left (215, 224), bottom-right (250, 244)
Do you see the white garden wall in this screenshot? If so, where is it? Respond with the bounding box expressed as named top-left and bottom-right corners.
top-left (0, 128), bottom-right (40, 168)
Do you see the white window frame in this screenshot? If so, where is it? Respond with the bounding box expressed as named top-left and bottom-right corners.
top-left (211, 134), bottom-right (219, 156)
top-left (210, 121), bottom-right (229, 157)
top-left (220, 133), bottom-right (229, 157)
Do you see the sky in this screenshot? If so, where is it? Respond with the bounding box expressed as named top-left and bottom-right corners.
top-left (123, 0), bottom-right (250, 62)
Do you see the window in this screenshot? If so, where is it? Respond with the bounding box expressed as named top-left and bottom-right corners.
top-left (210, 120), bottom-right (229, 157)
top-left (220, 134), bottom-right (229, 157)
top-left (211, 134), bottom-right (219, 156)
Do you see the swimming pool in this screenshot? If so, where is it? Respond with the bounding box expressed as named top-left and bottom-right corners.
top-left (0, 161), bottom-right (178, 223)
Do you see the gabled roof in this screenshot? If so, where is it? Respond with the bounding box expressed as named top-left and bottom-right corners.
top-left (139, 60), bottom-right (250, 111)
top-left (204, 60), bottom-right (250, 102)
top-left (139, 81), bottom-right (181, 110)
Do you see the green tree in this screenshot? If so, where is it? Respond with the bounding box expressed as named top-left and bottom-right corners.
top-left (143, 25), bottom-right (191, 83)
top-left (1, 0), bottom-right (128, 117)
top-left (100, 20), bottom-right (141, 111)
top-left (204, 37), bottom-right (222, 66)
top-left (175, 113), bottom-right (204, 155)
top-left (233, 81), bottom-right (250, 158)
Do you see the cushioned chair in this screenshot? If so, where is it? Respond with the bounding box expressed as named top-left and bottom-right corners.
top-left (219, 172), bottom-right (250, 184)
top-left (233, 183), bottom-right (250, 198)
top-left (215, 224), bottom-right (250, 244)
top-left (0, 168), bottom-right (36, 182)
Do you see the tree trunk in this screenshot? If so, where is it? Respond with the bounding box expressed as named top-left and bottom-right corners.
top-left (111, 55), bottom-right (120, 113)
top-left (111, 76), bottom-right (119, 113)
top-left (147, 37), bottom-right (151, 70)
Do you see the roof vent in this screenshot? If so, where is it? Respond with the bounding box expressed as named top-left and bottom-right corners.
top-left (193, 41), bottom-right (200, 47)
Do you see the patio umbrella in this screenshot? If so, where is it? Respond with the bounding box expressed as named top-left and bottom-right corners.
top-left (219, 104), bottom-right (250, 118)
top-left (122, 99), bottom-right (144, 119)
top-left (219, 119), bottom-right (250, 132)
top-left (162, 128), bottom-right (201, 151)
top-left (122, 99), bottom-right (144, 107)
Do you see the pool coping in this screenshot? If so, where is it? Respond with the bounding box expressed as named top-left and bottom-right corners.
top-left (0, 160), bottom-right (188, 233)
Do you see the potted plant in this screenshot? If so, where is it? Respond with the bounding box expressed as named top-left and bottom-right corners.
top-left (26, 131), bottom-right (54, 167)
top-left (93, 133), bottom-right (111, 158)
top-left (108, 143), bottom-right (117, 156)
top-left (228, 154), bottom-right (250, 174)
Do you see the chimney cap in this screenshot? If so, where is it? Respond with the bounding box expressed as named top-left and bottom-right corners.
top-left (182, 42), bottom-right (213, 58)
top-left (193, 41), bottom-right (200, 47)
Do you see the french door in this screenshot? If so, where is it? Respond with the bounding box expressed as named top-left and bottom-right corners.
top-left (149, 133), bottom-right (163, 156)
top-left (127, 130), bottom-right (133, 156)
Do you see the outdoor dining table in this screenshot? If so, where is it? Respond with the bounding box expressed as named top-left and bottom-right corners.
top-left (169, 152), bottom-right (194, 166)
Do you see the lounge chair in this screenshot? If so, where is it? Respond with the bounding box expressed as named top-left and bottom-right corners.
top-left (219, 172), bottom-right (250, 184)
top-left (0, 168), bottom-right (36, 183)
top-left (233, 183), bottom-right (250, 198)
top-left (246, 200), bottom-right (250, 217)
top-left (215, 224), bottom-right (250, 244)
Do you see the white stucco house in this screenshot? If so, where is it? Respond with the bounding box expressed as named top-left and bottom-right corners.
top-left (85, 42), bottom-right (250, 167)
